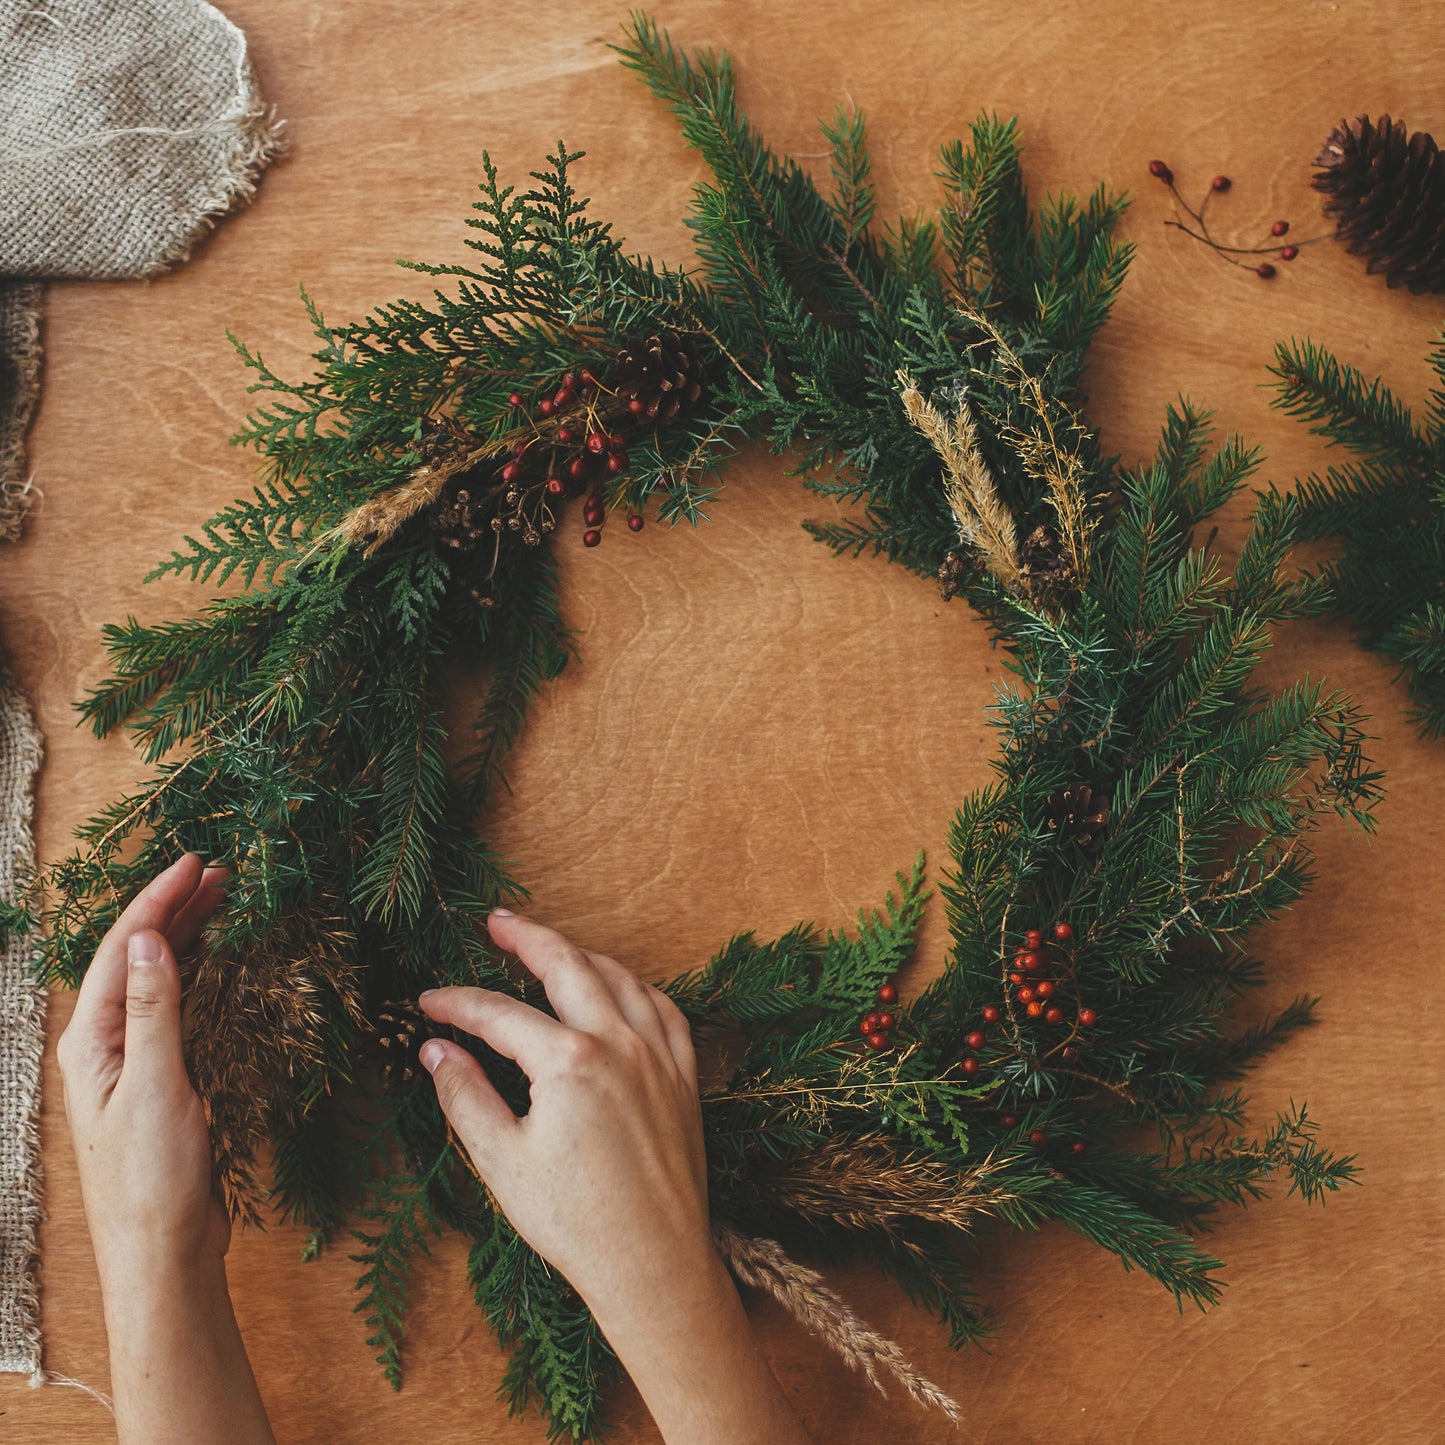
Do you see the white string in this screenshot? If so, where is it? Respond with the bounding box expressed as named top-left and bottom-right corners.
top-left (29, 1368), bottom-right (116, 1413)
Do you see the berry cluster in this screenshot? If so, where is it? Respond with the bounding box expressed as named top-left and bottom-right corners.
top-left (1148, 160), bottom-right (1318, 279)
top-left (490, 368), bottom-right (648, 548)
top-left (857, 981), bottom-right (899, 1051)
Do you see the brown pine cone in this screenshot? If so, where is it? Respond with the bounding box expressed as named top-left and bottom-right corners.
top-left (608, 330), bottom-right (706, 423)
top-left (1043, 784), bottom-right (1111, 853)
top-left (367, 1000), bottom-right (424, 1088)
top-left (1313, 115), bottom-right (1445, 293)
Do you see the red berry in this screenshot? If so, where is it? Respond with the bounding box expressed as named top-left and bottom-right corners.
top-left (1017, 987), bottom-right (1035, 1004)
top-left (961, 1056), bottom-right (979, 1075)
top-left (556, 426), bottom-right (576, 444)
top-left (1008, 971), bottom-right (1024, 986)
top-left (964, 1031), bottom-right (985, 1051)
top-left (877, 1013), bottom-right (896, 1032)
top-left (1078, 1007), bottom-right (1097, 1027)
top-left (586, 432), bottom-right (608, 455)
top-left (877, 983), bottom-right (898, 1005)
top-left (1026, 1001), bottom-right (1044, 1018)
top-left (545, 476), bottom-right (566, 497)
top-left (1044, 1006), bottom-right (1064, 1025)
top-left (628, 397), bottom-right (647, 415)
top-left (859, 1012), bottom-right (880, 1035)
top-left (608, 433), bottom-right (626, 451)
top-left (606, 454), bottom-right (627, 475)
top-left (1029, 1129), bottom-right (1048, 1147)
top-left (1035, 980), bottom-right (1054, 999)
top-left (1148, 160), bottom-right (1173, 183)
top-left (1053, 922), bottom-right (1073, 943)
top-left (554, 388), bottom-right (574, 408)
top-left (1019, 951), bottom-right (1042, 972)
top-left (582, 529), bottom-right (601, 548)
top-left (1061, 1045), bottom-right (1078, 1061)
top-left (981, 1005), bottom-right (1001, 1024)
top-left (1002, 1113), bottom-right (1019, 1128)
top-left (508, 392), bottom-right (525, 408)
top-left (562, 370), bottom-right (578, 389)
top-left (1280, 244), bottom-right (1299, 261)
top-left (500, 461), bottom-right (522, 484)
top-left (865, 1031), bottom-right (889, 1051)
top-left (1070, 1141), bottom-right (1087, 1156)
top-left (1270, 220), bottom-right (1289, 237)
top-left (1256, 263), bottom-right (1276, 279)
top-left (1211, 174), bottom-right (1231, 191)
top-left (538, 398), bottom-right (555, 417)
top-left (1024, 929), bottom-right (1043, 950)
top-left (584, 509), bottom-right (604, 529)
top-left (627, 514), bottom-right (644, 533)
top-left (512, 441), bottom-right (530, 458)
top-left (568, 456), bottom-right (590, 482)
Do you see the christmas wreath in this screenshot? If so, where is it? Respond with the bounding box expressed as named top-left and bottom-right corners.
top-left (33, 16), bottom-right (1381, 1439)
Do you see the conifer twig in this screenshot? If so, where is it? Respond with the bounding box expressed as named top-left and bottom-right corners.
top-left (711, 1222), bottom-right (963, 1426)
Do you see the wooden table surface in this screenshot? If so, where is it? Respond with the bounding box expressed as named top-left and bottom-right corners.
top-left (3, 2), bottom-right (1444, 1440)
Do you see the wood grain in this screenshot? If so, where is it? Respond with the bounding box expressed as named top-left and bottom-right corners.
top-left (3, 1), bottom-right (1444, 1440)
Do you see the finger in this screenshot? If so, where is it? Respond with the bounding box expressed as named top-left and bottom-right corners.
top-left (419, 985), bottom-right (569, 1079)
top-left (121, 930), bottom-right (187, 1087)
top-left (167, 865), bottom-right (231, 958)
top-left (649, 986), bottom-right (698, 1083)
top-left (419, 1038), bottom-right (518, 1171)
top-left (69, 854), bottom-right (207, 1044)
top-left (485, 911), bottom-right (623, 1032)
top-left (583, 949), bottom-right (670, 1055)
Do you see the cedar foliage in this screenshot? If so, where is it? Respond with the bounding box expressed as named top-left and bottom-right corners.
top-left (35, 15), bottom-right (1380, 1438)
top-left (1272, 333), bottom-right (1445, 735)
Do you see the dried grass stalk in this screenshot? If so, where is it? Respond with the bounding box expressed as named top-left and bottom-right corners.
top-left (713, 1221), bottom-right (963, 1426)
top-left (898, 368), bottom-right (1021, 589)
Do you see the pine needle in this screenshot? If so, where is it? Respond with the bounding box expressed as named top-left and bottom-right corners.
top-left (712, 1222), bottom-right (963, 1426)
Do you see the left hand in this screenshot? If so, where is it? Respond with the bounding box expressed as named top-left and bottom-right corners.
top-left (57, 853), bottom-right (232, 1290)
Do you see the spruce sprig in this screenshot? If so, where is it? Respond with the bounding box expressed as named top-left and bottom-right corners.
top-left (1271, 332), bottom-right (1445, 735)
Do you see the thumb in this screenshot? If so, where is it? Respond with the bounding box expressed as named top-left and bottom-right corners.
top-left (419, 1038), bottom-right (518, 1176)
top-left (122, 930), bottom-right (186, 1082)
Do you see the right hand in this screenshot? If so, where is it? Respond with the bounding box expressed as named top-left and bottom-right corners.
top-left (417, 909), bottom-right (715, 1323)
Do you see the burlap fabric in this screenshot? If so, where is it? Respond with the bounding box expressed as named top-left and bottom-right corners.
top-left (0, 0), bottom-right (281, 1379)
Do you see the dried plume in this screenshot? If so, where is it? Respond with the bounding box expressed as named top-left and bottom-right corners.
top-left (712, 1221), bottom-right (963, 1426)
top-left (752, 1133), bottom-right (1021, 1233)
top-left (898, 368), bottom-right (1021, 591)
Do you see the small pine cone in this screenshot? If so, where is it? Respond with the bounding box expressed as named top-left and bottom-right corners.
top-left (937, 549), bottom-right (969, 602)
top-left (608, 330), bottom-right (706, 423)
top-left (1043, 784), bottom-right (1111, 853)
top-left (1313, 115), bottom-right (1445, 293)
top-left (368, 1000), bottom-right (424, 1088)
top-left (1015, 524), bottom-right (1077, 601)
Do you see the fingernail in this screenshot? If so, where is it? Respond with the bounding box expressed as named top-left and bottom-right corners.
top-left (127, 932), bottom-right (163, 966)
top-left (418, 1039), bottom-right (446, 1074)
top-left (490, 907), bottom-right (514, 918)
top-left (418, 988), bottom-right (437, 1004)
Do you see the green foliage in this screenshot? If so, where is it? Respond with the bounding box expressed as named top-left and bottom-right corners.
top-left (34, 15), bottom-right (1378, 1440)
top-left (1271, 333), bottom-right (1445, 734)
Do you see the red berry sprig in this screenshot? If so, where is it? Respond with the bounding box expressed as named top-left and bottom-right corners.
top-left (1146, 159), bottom-right (1328, 279)
top-left (858, 982), bottom-right (901, 1051)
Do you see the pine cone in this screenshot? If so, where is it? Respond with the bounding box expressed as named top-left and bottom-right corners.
top-left (430, 480), bottom-right (491, 552)
top-left (1313, 115), bottom-right (1445, 293)
top-left (608, 330), bottom-right (706, 423)
top-left (1043, 784), bottom-right (1110, 853)
top-left (1016, 524), bottom-right (1077, 601)
top-left (367, 1000), bottom-right (424, 1088)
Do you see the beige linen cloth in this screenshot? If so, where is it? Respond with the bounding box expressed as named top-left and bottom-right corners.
top-left (0, 0), bottom-right (281, 1379)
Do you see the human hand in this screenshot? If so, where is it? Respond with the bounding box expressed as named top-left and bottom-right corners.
top-left (418, 910), bottom-right (711, 1322)
top-left (57, 852), bottom-right (232, 1290)
top-left (419, 911), bottom-right (810, 1445)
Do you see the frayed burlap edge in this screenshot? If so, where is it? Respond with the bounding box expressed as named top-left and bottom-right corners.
top-left (0, 671), bottom-right (44, 1378)
top-left (0, 282), bottom-right (42, 542)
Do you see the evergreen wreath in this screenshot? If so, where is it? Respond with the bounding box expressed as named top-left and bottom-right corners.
top-left (1272, 332), bottom-right (1445, 737)
top-left (31, 16), bottom-right (1382, 1438)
